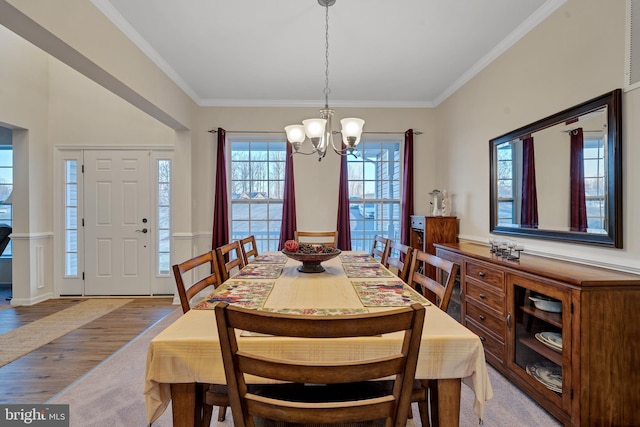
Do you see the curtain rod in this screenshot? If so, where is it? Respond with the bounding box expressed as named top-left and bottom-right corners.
top-left (207, 129), bottom-right (422, 135)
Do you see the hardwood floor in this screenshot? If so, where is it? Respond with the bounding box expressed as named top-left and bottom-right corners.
top-left (0, 296), bottom-right (176, 404)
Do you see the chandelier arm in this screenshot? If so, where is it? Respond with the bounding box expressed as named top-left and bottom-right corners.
top-left (290, 148), bottom-right (319, 157)
top-left (330, 138), bottom-right (359, 158)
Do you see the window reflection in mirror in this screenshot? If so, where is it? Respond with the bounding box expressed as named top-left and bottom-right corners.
top-left (489, 89), bottom-right (622, 248)
top-left (495, 107), bottom-right (607, 233)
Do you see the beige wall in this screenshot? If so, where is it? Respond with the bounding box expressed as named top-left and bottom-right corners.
top-left (1, 0), bottom-right (196, 131)
top-left (436, 0), bottom-right (638, 270)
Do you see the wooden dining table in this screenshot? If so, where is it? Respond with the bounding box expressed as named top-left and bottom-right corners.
top-left (144, 252), bottom-right (493, 426)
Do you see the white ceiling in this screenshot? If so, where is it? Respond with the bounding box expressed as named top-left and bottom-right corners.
top-left (92, 0), bottom-right (564, 108)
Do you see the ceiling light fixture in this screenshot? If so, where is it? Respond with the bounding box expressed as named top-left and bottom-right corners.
top-left (284, 0), bottom-right (364, 162)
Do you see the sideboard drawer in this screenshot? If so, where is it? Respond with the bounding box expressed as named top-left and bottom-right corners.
top-left (465, 301), bottom-right (505, 339)
top-left (466, 278), bottom-right (505, 315)
top-left (465, 260), bottom-right (504, 291)
top-left (464, 318), bottom-right (505, 364)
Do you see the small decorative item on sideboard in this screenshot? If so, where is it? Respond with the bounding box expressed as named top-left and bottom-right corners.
top-left (428, 189), bottom-right (443, 216)
top-left (441, 190), bottom-right (451, 216)
top-left (488, 238), bottom-right (524, 260)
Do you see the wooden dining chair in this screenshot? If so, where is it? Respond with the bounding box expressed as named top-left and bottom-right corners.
top-left (406, 249), bottom-right (460, 427)
top-left (172, 250), bottom-right (221, 314)
top-left (294, 230), bottom-right (338, 247)
top-left (239, 235), bottom-right (259, 265)
top-left (172, 251), bottom-right (229, 423)
top-left (210, 302), bottom-right (425, 427)
top-left (215, 240), bottom-right (246, 281)
top-left (384, 240), bottom-right (413, 283)
top-left (407, 250), bottom-right (459, 312)
top-left (369, 234), bottom-right (390, 264)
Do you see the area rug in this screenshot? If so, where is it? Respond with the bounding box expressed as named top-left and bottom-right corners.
top-left (47, 305), bottom-right (562, 427)
top-left (0, 298), bottom-right (133, 367)
top-left (47, 308), bottom-right (182, 426)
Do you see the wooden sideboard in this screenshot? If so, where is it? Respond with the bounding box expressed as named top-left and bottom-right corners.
top-left (435, 242), bottom-right (640, 427)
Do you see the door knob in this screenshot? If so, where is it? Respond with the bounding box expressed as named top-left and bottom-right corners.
top-left (136, 228), bottom-right (148, 234)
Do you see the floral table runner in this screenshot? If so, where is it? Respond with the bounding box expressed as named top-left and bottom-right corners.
top-left (352, 280), bottom-right (431, 307)
top-left (240, 307), bottom-right (371, 336)
top-left (339, 253), bottom-right (376, 263)
top-left (249, 253), bottom-right (289, 264)
top-left (343, 263), bottom-right (394, 278)
top-left (193, 280), bottom-right (274, 310)
top-left (262, 307), bottom-right (369, 315)
top-left (235, 263), bottom-right (284, 279)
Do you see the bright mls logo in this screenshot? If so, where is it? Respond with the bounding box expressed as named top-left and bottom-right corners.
top-left (0, 405), bottom-right (69, 426)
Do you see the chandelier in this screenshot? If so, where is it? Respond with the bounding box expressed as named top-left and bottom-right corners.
top-left (284, 0), bottom-right (365, 161)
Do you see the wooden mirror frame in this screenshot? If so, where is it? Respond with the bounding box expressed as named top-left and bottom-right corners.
top-left (489, 89), bottom-right (622, 248)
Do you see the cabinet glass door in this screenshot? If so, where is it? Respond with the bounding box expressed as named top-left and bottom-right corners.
top-left (509, 277), bottom-right (570, 410)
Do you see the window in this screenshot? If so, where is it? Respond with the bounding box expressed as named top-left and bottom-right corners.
top-left (584, 136), bottom-right (606, 232)
top-left (230, 138), bottom-right (285, 252)
top-left (348, 140), bottom-right (401, 251)
top-left (157, 159), bottom-right (171, 275)
top-left (0, 147), bottom-right (13, 258)
top-left (64, 160), bottom-right (78, 275)
top-left (496, 142), bottom-right (516, 226)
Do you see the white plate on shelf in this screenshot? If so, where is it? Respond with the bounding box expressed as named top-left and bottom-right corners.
top-left (535, 334), bottom-right (562, 353)
top-left (526, 362), bottom-right (562, 393)
top-left (540, 331), bottom-right (562, 348)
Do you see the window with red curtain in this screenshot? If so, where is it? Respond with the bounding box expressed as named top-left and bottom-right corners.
top-left (347, 136), bottom-right (405, 252)
top-left (227, 135), bottom-right (287, 252)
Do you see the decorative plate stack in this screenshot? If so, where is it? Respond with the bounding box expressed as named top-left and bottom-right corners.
top-left (526, 361), bottom-right (562, 393)
top-left (534, 331), bottom-right (562, 353)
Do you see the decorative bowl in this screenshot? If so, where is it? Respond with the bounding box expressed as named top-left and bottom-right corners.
top-left (282, 248), bottom-right (342, 273)
top-left (529, 296), bottom-right (562, 313)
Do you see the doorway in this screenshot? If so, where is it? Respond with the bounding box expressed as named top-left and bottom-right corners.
top-left (83, 150), bottom-right (151, 295)
top-left (58, 148), bottom-right (173, 296)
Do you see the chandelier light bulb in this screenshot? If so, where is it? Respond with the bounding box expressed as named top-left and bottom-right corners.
top-left (302, 118), bottom-right (327, 139)
top-left (284, 125), bottom-right (306, 143)
top-left (340, 117), bottom-right (365, 147)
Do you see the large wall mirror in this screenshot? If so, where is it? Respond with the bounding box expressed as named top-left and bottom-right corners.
top-left (489, 89), bottom-right (622, 248)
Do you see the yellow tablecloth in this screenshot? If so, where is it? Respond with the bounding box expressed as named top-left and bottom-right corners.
top-left (145, 253), bottom-right (493, 424)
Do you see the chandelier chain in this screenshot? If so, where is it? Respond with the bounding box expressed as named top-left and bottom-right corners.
top-left (323, 2), bottom-right (331, 107)
top-left (283, 0), bottom-right (365, 161)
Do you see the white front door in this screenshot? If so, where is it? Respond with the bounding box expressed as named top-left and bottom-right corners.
top-left (83, 150), bottom-right (151, 295)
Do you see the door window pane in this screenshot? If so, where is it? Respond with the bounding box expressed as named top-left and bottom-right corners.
top-left (157, 160), bottom-right (171, 275)
top-left (64, 160), bottom-right (77, 274)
